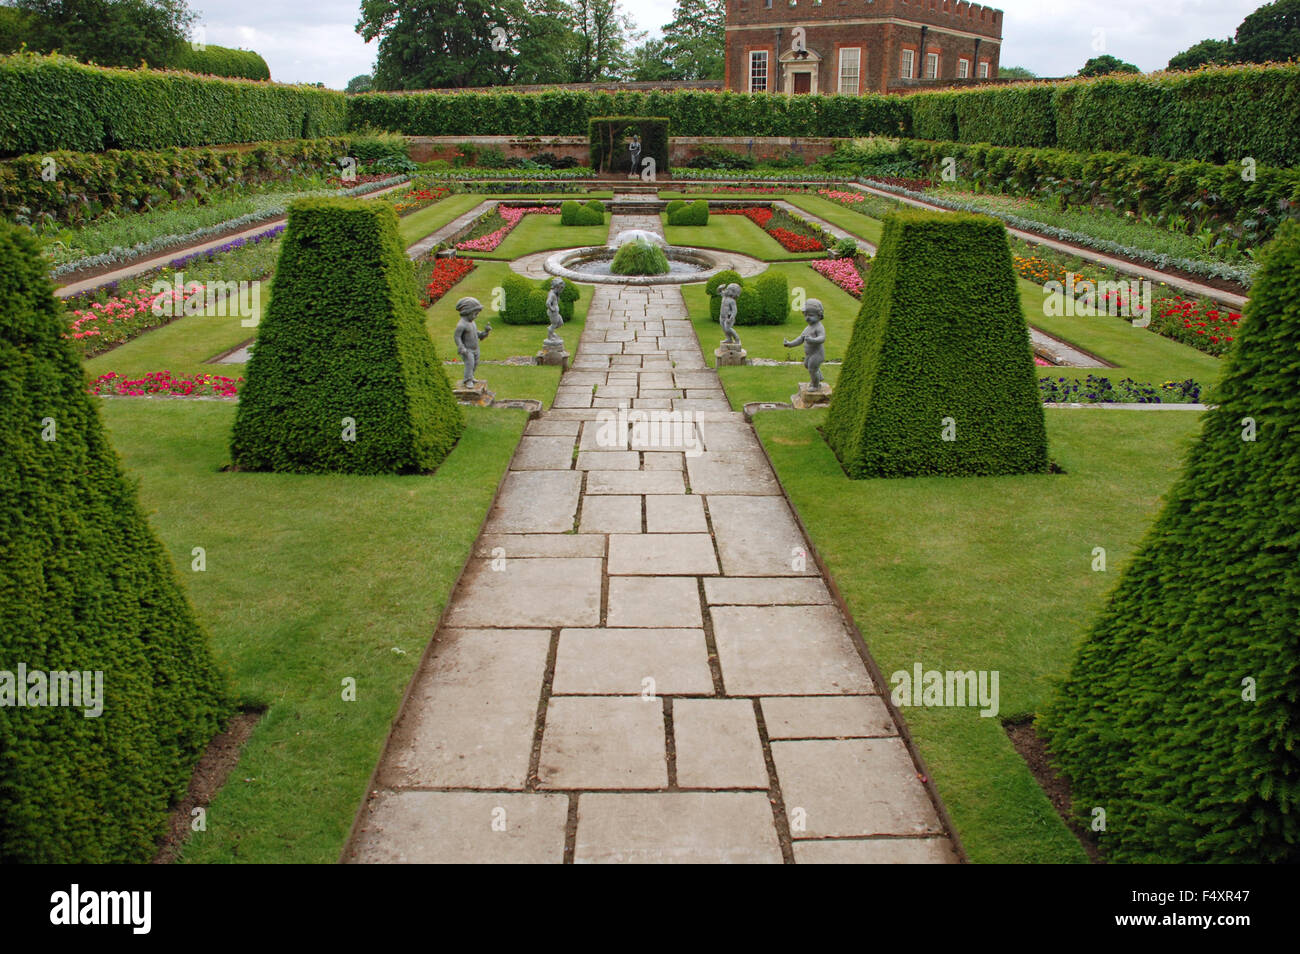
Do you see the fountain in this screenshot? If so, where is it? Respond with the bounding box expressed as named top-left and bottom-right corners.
top-left (545, 229), bottom-right (723, 285)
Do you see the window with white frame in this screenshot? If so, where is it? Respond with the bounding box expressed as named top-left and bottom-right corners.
top-left (925, 52), bottom-right (939, 79)
top-left (838, 47), bottom-right (861, 95)
top-left (978, 61), bottom-right (989, 78)
top-left (900, 49), bottom-right (914, 78)
top-left (750, 51), bottom-right (769, 92)
top-left (958, 58), bottom-right (969, 79)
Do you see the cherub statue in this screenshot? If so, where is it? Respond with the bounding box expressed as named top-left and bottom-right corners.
top-left (453, 296), bottom-right (491, 386)
top-left (719, 283), bottom-right (742, 346)
top-left (783, 298), bottom-right (828, 389)
top-left (545, 277), bottom-right (565, 344)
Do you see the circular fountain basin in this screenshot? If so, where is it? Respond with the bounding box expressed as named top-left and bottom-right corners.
top-left (545, 245), bottom-right (721, 285)
top-left (610, 229), bottom-right (667, 248)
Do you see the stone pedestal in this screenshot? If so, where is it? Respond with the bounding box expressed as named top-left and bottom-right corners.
top-left (790, 382), bottom-right (833, 409)
top-left (715, 343), bottom-right (748, 367)
top-left (453, 379), bottom-right (495, 406)
top-left (536, 342), bottom-right (569, 369)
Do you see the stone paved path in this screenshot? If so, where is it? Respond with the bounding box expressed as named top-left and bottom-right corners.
top-left (344, 206), bottom-right (957, 864)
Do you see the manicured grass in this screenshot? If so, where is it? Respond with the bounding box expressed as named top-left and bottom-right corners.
top-left (1024, 280), bottom-right (1224, 387)
top-left (751, 406), bottom-right (1206, 862)
top-left (424, 259), bottom-right (591, 360)
top-left (682, 261), bottom-right (862, 365)
top-left (663, 213), bottom-right (822, 262)
top-left (83, 306), bottom-right (257, 382)
top-left (468, 212), bottom-right (609, 261)
top-left (782, 192), bottom-right (885, 246)
top-left (397, 193), bottom-right (484, 246)
top-left (717, 364), bottom-right (841, 409)
top-left (98, 399), bottom-right (527, 863)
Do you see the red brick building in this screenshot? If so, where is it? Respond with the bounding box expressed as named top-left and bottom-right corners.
top-left (724, 0), bottom-right (1003, 95)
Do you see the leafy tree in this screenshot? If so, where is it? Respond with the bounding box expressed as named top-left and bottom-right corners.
top-left (628, 37), bottom-right (679, 81)
top-left (357, 0), bottom-right (523, 90)
top-left (565, 0), bottom-right (638, 81)
top-left (1168, 37), bottom-right (1237, 70)
top-left (1078, 54), bottom-right (1140, 77)
top-left (660, 0), bottom-right (723, 80)
top-left (997, 65), bottom-right (1036, 80)
top-left (346, 72), bottom-right (375, 92)
top-left (15, 0), bottom-right (193, 67)
top-left (1235, 0), bottom-right (1300, 63)
top-left (509, 0), bottom-right (577, 84)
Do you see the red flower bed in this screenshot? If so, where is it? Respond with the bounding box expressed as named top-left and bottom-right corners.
top-left (425, 257), bottom-right (476, 306)
top-left (717, 207), bottom-right (773, 228)
top-left (767, 227), bottom-right (824, 252)
top-left (1152, 294), bottom-right (1241, 357)
top-left (393, 187), bottom-right (449, 215)
top-left (88, 371), bottom-right (243, 398)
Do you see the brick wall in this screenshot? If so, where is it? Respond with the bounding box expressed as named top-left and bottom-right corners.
top-left (405, 136), bottom-right (842, 166)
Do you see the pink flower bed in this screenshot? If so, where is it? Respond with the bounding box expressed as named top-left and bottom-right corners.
top-left (455, 206), bottom-right (559, 252)
top-left (88, 371), bottom-right (243, 398)
top-left (818, 189), bottom-right (866, 204)
top-left (811, 257), bottom-right (865, 297)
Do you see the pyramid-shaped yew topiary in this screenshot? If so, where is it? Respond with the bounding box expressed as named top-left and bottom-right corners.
top-left (825, 210), bottom-right (1048, 478)
top-left (1040, 221), bottom-right (1300, 863)
top-left (0, 222), bottom-right (230, 862)
top-left (231, 197), bottom-right (463, 474)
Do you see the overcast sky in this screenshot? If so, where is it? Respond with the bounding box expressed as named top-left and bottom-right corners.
top-left (190, 0), bottom-right (1262, 89)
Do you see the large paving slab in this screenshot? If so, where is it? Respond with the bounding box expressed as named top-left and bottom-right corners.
top-left (574, 793), bottom-right (783, 864)
top-left (348, 791), bottom-right (568, 864)
top-left (349, 215), bottom-right (955, 865)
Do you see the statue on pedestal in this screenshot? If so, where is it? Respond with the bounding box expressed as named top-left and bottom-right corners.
top-left (627, 134), bottom-right (642, 179)
top-left (453, 297), bottom-right (491, 387)
top-left (719, 283), bottom-right (742, 347)
top-left (544, 277), bottom-right (565, 345)
top-left (784, 298), bottom-right (827, 389)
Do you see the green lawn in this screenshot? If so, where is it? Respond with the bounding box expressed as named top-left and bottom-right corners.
top-left (84, 308), bottom-right (257, 382)
top-left (782, 192), bottom-right (886, 246)
top-left (1024, 280), bottom-right (1223, 387)
top-left (751, 406), bottom-right (1206, 862)
top-left (397, 194), bottom-right (485, 246)
top-left (468, 211), bottom-right (609, 260)
top-left (98, 399), bottom-right (527, 863)
top-left (682, 261), bottom-right (862, 365)
top-left (663, 212), bottom-right (823, 262)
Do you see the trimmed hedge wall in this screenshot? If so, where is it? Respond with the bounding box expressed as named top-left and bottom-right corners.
top-left (171, 45), bottom-right (271, 81)
top-left (0, 53), bottom-right (346, 157)
top-left (0, 138), bottom-right (347, 226)
top-left (896, 139), bottom-right (1300, 247)
top-left (0, 222), bottom-right (230, 862)
top-left (905, 64), bottom-right (1300, 167)
top-left (349, 89), bottom-right (910, 139)
top-left (499, 274), bottom-right (579, 324)
top-left (590, 117), bottom-right (669, 175)
top-left (825, 210), bottom-right (1048, 478)
top-left (1040, 220), bottom-right (1300, 863)
top-left (230, 197), bottom-right (463, 474)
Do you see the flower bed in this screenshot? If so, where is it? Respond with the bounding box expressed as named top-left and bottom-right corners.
top-left (1038, 375), bottom-right (1203, 404)
top-left (1151, 295), bottom-right (1241, 357)
top-left (716, 205), bottom-right (825, 252)
top-left (423, 257), bottom-right (476, 306)
top-left (66, 284), bottom-right (209, 357)
top-left (768, 227), bottom-right (824, 252)
top-left (455, 205), bottom-right (559, 252)
top-left (165, 224), bottom-right (285, 272)
top-left (392, 186), bottom-right (450, 216)
top-left (88, 371), bottom-right (243, 398)
top-left (811, 257), bottom-right (866, 297)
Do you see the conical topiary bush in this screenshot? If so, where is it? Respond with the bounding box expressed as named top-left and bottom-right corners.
top-left (825, 210), bottom-right (1048, 478)
top-left (231, 197), bottom-right (463, 474)
top-left (0, 222), bottom-right (230, 862)
top-left (1040, 221), bottom-right (1300, 863)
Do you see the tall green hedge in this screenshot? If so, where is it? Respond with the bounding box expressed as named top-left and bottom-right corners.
top-left (1040, 221), bottom-right (1300, 863)
top-left (897, 139), bottom-right (1300, 246)
top-left (230, 197), bottom-right (463, 474)
top-left (0, 222), bottom-right (230, 862)
top-left (825, 210), bottom-right (1048, 478)
top-left (171, 44), bottom-right (271, 81)
top-left (348, 88), bottom-right (910, 138)
top-left (0, 138), bottom-right (347, 226)
top-left (0, 52), bottom-right (346, 157)
top-left (905, 64), bottom-right (1300, 166)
